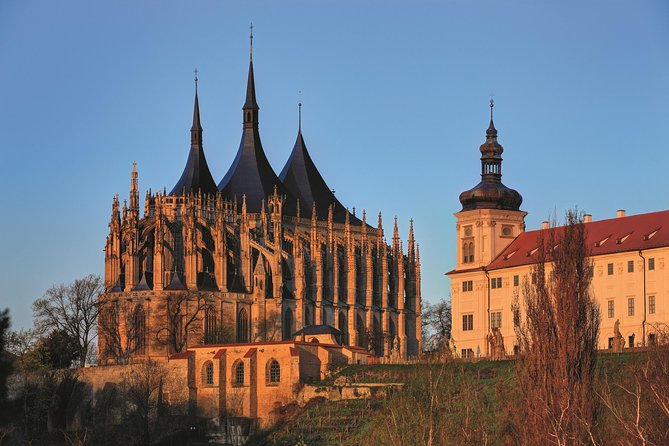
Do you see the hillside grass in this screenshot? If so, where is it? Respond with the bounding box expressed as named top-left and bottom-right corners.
top-left (249, 351), bottom-right (650, 446)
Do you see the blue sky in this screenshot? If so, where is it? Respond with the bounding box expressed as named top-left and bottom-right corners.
top-left (1, 1), bottom-right (668, 329)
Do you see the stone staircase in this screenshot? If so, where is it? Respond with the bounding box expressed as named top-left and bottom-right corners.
top-left (248, 397), bottom-right (382, 446)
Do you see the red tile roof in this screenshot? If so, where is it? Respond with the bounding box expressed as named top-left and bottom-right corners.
top-left (244, 347), bottom-right (257, 358)
top-left (168, 351), bottom-right (192, 360)
top-left (213, 349), bottom-right (226, 359)
top-left (487, 210), bottom-right (669, 271)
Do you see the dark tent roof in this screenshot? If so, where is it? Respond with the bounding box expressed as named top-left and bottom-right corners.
top-left (170, 91), bottom-right (218, 196)
top-left (165, 272), bottom-right (187, 291)
top-left (293, 324), bottom-right (343, 336)
top-left (218, 60), bottom-right (297, 214)
top-left (279, 131), bottom-right (361, 224)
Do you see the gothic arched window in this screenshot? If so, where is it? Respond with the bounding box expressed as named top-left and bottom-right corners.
top-left (338, 310), bottom-right (348, 345)
top-left (131, 305), bottom-right (146, 355)
top-left (233, 361), bottom-right (244, 386)
top-left (356, 314), bottom-right (365, 348)
top-left (283, 309), bottom-right (294, 340)
top-left (202, 361), bottom-right (214, 386)
top-left (267, 359), bottom-right (280, 384)
top-left (237, 308), bottom-right (250, 343)
top-left (204, 305), bottom-right (219, 344)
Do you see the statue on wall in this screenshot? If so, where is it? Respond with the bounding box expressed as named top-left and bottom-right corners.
top-left (487, 328), bottom-right (506, 361)
top-left (612, 319), bottom-right (625, 353)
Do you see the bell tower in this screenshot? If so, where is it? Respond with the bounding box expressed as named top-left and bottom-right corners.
top-left (455, 100), bottom-right (526, 270)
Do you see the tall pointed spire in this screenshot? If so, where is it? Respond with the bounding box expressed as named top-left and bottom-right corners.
top-left (129, 162), bottom-right (139, 212)
top-left (170, 72), bottom-right (218, 196)
top-left (191, 69), bottom-right (202, 145)
top-left (279, 98), bottom-right (361, 224)
top-left (243, 23), bottom-right (259, 119)
top-left (218, 31), bottom-right (296, 214)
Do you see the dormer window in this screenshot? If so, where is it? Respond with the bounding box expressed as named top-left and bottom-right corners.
top-left (644, 229), bottom-right (659, 241)
top-left (595, 236), bottom-right (610, 247)
top-left (616, 233), bottom-right (632, 244)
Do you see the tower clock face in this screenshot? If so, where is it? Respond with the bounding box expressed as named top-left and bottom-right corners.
top-left (464, 226), bottom-right (473, 237)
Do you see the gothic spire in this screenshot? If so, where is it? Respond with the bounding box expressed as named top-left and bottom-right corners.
top-left (279, 100), bottom-right (361, 224)
top-left (170, 72), bottom-right (218, 196)
top-left (218, 34), bottom-right (296, 215)
top-left (243, 25), bottom-right (259, 118)
top-left (191, 69), bottom-right (202, 142)
top-left (129, 162), bottom-right (139, 213)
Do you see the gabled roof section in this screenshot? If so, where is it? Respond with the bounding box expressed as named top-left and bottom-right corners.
top-left (293, 324), bottom-right (343, 336)
top-left (170, 89), bottom-right (218, 196)
top-left (218, 60), bottom-right (297, 215)
top-left (279, 130), bottom-right (361, 224)
top-left (487, 210), bottom-right (669, 271)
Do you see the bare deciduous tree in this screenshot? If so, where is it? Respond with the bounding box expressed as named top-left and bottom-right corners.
top-left (253, 310), bottom-right (281, 342)
top-left (97, 298), bottom-right (138, 365)
top-left (155, 292), bottom-right (208, 353)
top-left (512, 210), bottom-right (600, 445)
top-left (32, 274), bottom-right (103, 367)
top-left (422, 298), bottom-right (452, 352)
top-left (121, 359), bottom-right (167, 446)
top-left (5, 329), bottom-right (37, 358)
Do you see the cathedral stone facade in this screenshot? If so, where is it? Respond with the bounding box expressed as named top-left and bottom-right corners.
top-left (99, 54), bottom-right (422, 364)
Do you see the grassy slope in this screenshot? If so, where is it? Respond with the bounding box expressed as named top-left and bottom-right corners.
top-left (247, 353), bottom-right (641, 446)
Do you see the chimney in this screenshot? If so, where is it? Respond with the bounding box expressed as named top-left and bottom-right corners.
top-left (616, 209), bottom-right (626, 218)
top-left (541, 221), bottom-right (550, 230)
top-left (584, 214), bottom-right (592, 223)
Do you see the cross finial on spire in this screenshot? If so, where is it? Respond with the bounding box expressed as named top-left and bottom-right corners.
top-left (194, 68), bottom-right (199, 93)
top-left (298, 91), bottom-right (302, 133)
top-left (489, 95), bottom-right (495, 121)
top-left (249, 22), bottom-right (254, 61)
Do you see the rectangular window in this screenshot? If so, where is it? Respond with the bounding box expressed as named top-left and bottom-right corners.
top-left (607, 263), bottom-right (614, 275)
top-left (491, 277), bottom-right (502, 289)
top-left (462, 314), bottom-right (474, 331)
top-left (607, 300), bottom-right (614, 318)
top-left (628, 335), bottom-right (635, 348)
top-left (649, 296), bottom-right (655, 315)
top-left (461, 348), bottom-right (474, 359)
top-left (628, 260), bottom-right (634, 273)
top-left (628, 297), bottom-right (635, 317)
top-left (491, 311), bottom-right (502, 329)
top-left (513, 275), bottom-right (519, 287)
top-left (462, 280), bottom-right (473, 292)
top-left (648, 258), bottom-right (655, 271)
top-left (608, 337), bottom-right (614, 349)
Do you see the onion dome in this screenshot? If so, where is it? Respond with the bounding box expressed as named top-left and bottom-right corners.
top-left (279, 103), bottom-right (361, 224)
top-left (459, 100), bottom-right (522, 211)
top-left (170, 74), bottom-right (219, 196)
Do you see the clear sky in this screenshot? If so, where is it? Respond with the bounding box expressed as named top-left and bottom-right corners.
top-left (1, 1), bottom-right (668, 330)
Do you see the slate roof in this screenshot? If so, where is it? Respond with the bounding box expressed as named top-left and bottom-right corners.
top-left (293, 324), bottom-right (343, 336)
top-left (486, 210), bottom-right (669, 271)
top-left (170, 91), bottom-right (219, 196)
top-left (279, 130), bottom-right (361, 225)
top-left (218, 60), bottom-right (297, 215)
